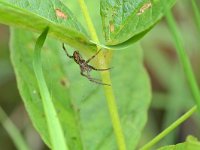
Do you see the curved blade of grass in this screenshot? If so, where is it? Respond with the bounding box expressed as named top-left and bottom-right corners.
top-left (32, 27), bottom-right (68, 150)
top-left (140, 106), bottom-right (197, 150)
top-left (0, 107), bottom-right (30, 150)
top-left (0, 0), bottom-right (96, 52)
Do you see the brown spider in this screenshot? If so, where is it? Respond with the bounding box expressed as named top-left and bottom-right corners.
top-left (62, 43), bottom-right (111, 86)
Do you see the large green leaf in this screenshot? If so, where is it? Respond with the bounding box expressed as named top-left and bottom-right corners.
top-left (10, 28), bottom-right (151, 149)
top-left (0, 0), bottom-right (96, 52)
top-left (100, 0), bottom-right (177, 45)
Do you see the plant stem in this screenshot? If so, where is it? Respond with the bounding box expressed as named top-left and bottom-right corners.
top-left (165, 10), bottom-right (200, 112)
top-left (140, 105), bottom-right (197, 150)
top-left (78, 0), bottom-right (127, 150)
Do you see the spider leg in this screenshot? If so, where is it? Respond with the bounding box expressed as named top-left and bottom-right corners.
top-left (62, 43), bottom-right (73, 59)
top-left (86, 49), bottom-right (102, 63)
top-left (88, 65), bottom-right (112, 71)
top-left (80, 71), bottom-right (111, 86)
top-left (89, 78), bottom-right (111, 86)
top-left (80, 71), bottom-right (100, 82)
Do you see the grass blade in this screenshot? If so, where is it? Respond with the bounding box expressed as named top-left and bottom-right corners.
top-left (32, 27), bottom-right (68, 150)
top-left (191, 0), bottom-right (200, 33)
top-left (140, 106), bottom-right (197, 150)
top-left (165, 10), bottom-right (200, 112)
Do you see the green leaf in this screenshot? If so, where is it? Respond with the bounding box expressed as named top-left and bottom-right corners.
top-left (0, 0), bottom-right (96, 52)
top-left (100, 0), bottom-right (177, 45)
top-left (10, 28), bottom-right (151, 149)
top-left (158, 135), bottom-right (200, 150)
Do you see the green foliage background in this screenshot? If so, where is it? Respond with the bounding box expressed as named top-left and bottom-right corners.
top-left (0, 0), bottom-right (200, 150)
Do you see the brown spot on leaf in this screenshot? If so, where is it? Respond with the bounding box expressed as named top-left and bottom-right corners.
top-left (55, 8), bottom-right (67, 19)
top-left (60, 77), bottom-right (69, 87)
top-left (137, 2), bottom-right (152, 16)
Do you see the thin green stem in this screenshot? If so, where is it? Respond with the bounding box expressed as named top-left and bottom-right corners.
top-left (165, 10), bottom-right (200, 112)
top-left (78, 0), bottom-right (127, 150)
top-left (140, 106), bottom-right (197, 150)
top-left (0, 107), bottom-right (30, 150)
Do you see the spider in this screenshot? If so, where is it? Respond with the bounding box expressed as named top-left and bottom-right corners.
top-left (62, 43), bottom-right (111, 86)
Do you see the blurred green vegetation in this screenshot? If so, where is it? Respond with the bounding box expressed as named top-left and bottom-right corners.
top-left (0, 0), bottom-right (200, 149)
top-left (0, 25), bottom-right (49, 149)
top-left (140, 0), bottom-right (200, 149)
